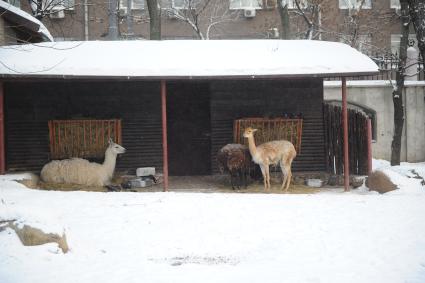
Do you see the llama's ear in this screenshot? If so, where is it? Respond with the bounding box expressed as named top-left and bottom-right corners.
top-left (108, 138), bottom-right (113, 145)
top-left (252, 128), bottom-right (258, 132)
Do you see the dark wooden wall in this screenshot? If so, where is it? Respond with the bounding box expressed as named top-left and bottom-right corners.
top-left (4, 78), bottom-right (325, 174)
top-left (4, 81), bottom-right (163, 173)
top-left (210, 79), bottom-right (326, 173)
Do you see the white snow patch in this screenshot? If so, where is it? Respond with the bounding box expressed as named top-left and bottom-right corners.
top-left (0, 160), bottom-right (424, 283)
top-left (0, 40), bottom-right (378, 77)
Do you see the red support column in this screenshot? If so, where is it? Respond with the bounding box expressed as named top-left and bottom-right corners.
top-left (161, 80), bottom-right (169, 192)
top-left (367, 118), bottom-right (373, 175)
top-left (0, 82), bottom-right (5, 174)
top-left (342, 77), bottom-right (349, 192)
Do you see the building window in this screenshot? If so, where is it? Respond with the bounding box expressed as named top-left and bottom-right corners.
top-left (6, 0), bottom-right (20, 8)
top-left (229, 0), bottom-right (262, 9)
top-left (390, 0), bottom-right (399, 9)
top-left (120, 0), bottom-right (145, 11)
top-left (281, 0), bottom-right (307, 9)
top-left (339, 0), bottom-right (371, 9)
top-left (171, 0), bottom-right (202, 9)
top-left (43, 0), bottom-right (75, 10)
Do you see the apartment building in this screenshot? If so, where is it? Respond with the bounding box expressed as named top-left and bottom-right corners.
top-left (2, 0), bottom-right (415, 55)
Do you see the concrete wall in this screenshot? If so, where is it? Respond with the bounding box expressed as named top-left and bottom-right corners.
top-left (324, 81), bottom-right (425, 162)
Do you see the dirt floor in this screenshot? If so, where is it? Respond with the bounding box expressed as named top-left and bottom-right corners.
top-left (17, 173), bottom-right (325, 194)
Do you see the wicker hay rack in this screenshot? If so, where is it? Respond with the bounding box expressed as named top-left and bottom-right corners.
top-left (233, 118), bottom-right (303, 154)
top-left (48, 119), bottom-right (122, 160)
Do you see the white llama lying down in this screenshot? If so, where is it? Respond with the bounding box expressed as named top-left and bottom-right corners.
top-left (40, 138), bottom-right (126, 187)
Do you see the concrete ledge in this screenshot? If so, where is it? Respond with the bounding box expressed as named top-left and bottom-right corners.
top-left (324, 80), bottom-right (425, 88)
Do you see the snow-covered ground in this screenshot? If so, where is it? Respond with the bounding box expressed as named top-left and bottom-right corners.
top-left (1, 160), bottom-right (425, 283)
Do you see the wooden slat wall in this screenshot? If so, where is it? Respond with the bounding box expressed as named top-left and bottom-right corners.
top-left (210, 79), bottom-right (325, 173)
top-left (5, 79), bottom-right (326, 175)
top-left (4, 81), bottom-right (163, 173)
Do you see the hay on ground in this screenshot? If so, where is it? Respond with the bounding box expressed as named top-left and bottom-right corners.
top-left (366, 171), bottom-right (398, 194)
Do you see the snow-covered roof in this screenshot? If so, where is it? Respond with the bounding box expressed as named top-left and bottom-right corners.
top-left (0, 40), bottom-right (379, 79)
top-left (0, 1), bottom-right (53, 42)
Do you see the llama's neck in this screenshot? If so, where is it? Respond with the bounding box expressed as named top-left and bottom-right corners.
top-left (246, 135), bottom-right (258, 158)
top-left (103, 149), bottom-right (117, 178)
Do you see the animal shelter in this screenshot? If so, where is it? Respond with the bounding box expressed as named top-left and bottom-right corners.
top-left (0, 40), bottom-right (378, 191)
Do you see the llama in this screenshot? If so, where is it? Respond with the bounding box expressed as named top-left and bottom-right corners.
top-left (217, 144), bottom-right (251, 189)
top-left (243, 127), bottom-right (296, 191)
top-left (40, 138), bottom-right (126, 187)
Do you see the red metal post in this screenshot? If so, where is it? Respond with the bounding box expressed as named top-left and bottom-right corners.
top-left (0, 82), bottom-right (5, 174)
top-left (367, 118), bottom-right (373, 175)
top-left (342, 77), bottom-right (349, 192)
top-left (161, 80), bottom-right (169, 192)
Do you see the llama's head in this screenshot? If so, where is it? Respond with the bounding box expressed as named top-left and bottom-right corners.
top-left (243, 127), bottom-right (257, 138)
top-left (107, 138), bottom-right (126, 155)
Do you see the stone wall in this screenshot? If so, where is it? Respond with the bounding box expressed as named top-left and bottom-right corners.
top-left (324, 81), bottom-right (425, 162)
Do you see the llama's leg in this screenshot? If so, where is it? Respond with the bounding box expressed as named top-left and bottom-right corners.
top-left (280, 161), bottom-right (288, 191)
top-left (242, 168), bottom-right (247, 189)
top-left (237, 169), bottom-right (242, 189)
top-left (284, 159), bottom-right (293, 191)
top-left (259, 164), bottom-right (267, 190)
top-left (264, 164), bottom-right (271, 189)
top-left (236, 170), bottom-right (241, 190)
top-left (230, 171), bottom-right (236, 190)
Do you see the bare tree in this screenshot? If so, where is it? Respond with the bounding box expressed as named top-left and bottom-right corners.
top-left (167, 0), bottom-right (240, 39)
top-left (391, 0), bottom-right (410, 165)
top-left (278, 2), bottom-right (290, 39)
top-left (107, 0), bottom-right (119, 39)
top-left (27, 0), bottom-right (76, 20)
top-left (407, 0), bottom-right (425, 62)
top-left (146, 0), bottom-right (161, 39)
top-left (292, 0), bottom-right (321, 39)
top-left (288, 0), bottom-right (395, 55)
top-left (340, 0), bottom-right (368, 47)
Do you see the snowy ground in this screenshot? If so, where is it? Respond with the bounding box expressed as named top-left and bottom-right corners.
top-left (1, 160), bottom-right (425, 283)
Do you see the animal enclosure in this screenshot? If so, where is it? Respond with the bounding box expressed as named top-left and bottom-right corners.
top-left (233, 118), bottom-right (303, 154)
top-left (48, 119), bottom-right (122, 160)
top-left (5, 79), bottom-right (325, 174)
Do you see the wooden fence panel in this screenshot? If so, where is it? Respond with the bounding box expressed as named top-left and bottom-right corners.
top-left (324, 104), bottom-right (368, 175)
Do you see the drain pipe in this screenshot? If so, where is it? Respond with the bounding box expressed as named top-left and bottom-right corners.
top-left (84, 0), bottom-right (89, 40)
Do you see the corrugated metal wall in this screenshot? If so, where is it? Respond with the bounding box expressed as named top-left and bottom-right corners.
top-left (4, 78), bottom-right (325, 174)
top-left (210, 79), bottom-right (325, 173)
top-left (4, 81), bottom-right (163, 173)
